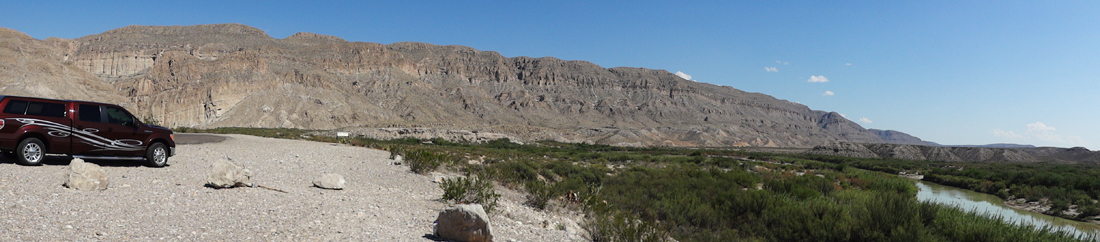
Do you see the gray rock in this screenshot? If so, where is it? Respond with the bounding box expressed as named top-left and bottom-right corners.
top-left (313, 173), bottom-right (345, 190)
top-left (392, 155), bottom-right (403, 165)
top-left (64, 158), bottom-right (108, 191)
top-left (206, 158), bottom-right (252, 188)
top-left (435, 204), bottom-right (492, 242)
top-left (432, 173), bottom-right (446, 183)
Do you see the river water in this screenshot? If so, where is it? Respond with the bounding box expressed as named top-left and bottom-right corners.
top-left (915, 180), bottom-right (1100, 238)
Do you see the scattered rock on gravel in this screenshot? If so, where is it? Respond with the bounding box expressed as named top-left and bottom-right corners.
top-left (313, 173), bottom-right (345, 190)
top-left (436, 204), bottom-right (493, 242)
top-left (0, 134), bottom-right (585, 241)
top-left (206, 158), bottom-right (252, 188)
top-left (64, 158), bottom-right (108, 191)
top-left (392, 155), bottom-right (403, 165)
top-left (432, 172), bottom-right (447, 183)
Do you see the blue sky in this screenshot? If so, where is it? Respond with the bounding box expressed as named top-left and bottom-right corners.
top-left (3, 1), bottom-right (1099, 149)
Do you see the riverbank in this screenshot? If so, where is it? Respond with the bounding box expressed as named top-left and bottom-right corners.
top-left (1003, 197), bottom-right (1100, 225)
top-left (896, 168), bottom-right (1100, 225)
top-left (915, 181), bottom-right (1100, 238)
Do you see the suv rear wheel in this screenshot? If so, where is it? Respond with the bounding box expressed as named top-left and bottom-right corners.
top-left (145, 142), bottom-right (168, 167)
top-left (16, 138), bottom-right (45, 166)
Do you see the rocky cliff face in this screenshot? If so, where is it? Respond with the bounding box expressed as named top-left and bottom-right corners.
top-left (0, 28), bottom-right (123, 103)
top-left (0, 24), bottom-right (933, 147)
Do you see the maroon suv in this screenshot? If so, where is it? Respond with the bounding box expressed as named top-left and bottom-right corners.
top-left (0, 96), bottom-right (175, 167)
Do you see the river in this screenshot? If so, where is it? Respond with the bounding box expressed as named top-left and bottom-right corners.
top-left (915, 180), bottom-right (1100, 238)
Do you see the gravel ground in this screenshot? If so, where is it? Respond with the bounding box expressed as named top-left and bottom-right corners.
top-left (0, 134), bottom-right (586, 241)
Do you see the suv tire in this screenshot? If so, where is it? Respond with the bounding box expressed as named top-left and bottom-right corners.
top-left (145, 142), bottom-right (168, 167)
top-left (16, 138), bottom-right (45, 166)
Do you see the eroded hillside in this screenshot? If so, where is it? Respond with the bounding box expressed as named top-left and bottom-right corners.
top-left (0, 24), bottom-right (934, 147)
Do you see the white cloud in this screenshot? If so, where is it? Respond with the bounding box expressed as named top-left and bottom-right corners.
top-left (859, 117), bottom-right (873, 124)
top-left (992, 129), bottom-right (1025, 140)
top-left (807, 75), bottom-right (829, 83)
top-left (845, 63), bottom-right (852, 66)
top-left (823, 90), bottom-right (834, 96)
top-left (1024, 122), bottom-right (1083, 144)
top-left (840, 113), bottom-right (847, 118)
top-left (775, 60), bottom-right (789, 65)
top-left (1027, 122), bottom-right (1056, 132)
top-left (764, 67), bottom-right (778, 72)
top-left (674, 71), bottom-right (692, 80)
top-left (992, 122), bottom-right (1090, 147)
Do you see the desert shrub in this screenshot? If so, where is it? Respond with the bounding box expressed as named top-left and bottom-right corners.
top-left (585, 209), bottom-right (667, 242)
top-left (440, 175), bottom-right (500, 213)
top-left (493, 160), bottom-right (540, 183)
top-left (1077, 203), bottom-right (1100, 219)
top-left (388, 145), bottom-right (405, 159)
top-left (484, 138), bottom-right (522, 149)
top-left (547, 161), bottom-right (605, 185)
top-left (405, 149), bottom-right (443, 174)
top-left (525, 180), bottom-right (557, 210)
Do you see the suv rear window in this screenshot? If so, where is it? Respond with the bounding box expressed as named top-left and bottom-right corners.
top-left (27, 102), bottom-right (66, 118)
top-left (3, 100), bottom-right (28, 114)
top-left (4, 100), bottom-right (66, 118)
top-left (79, 104), bottom-right (102, 122)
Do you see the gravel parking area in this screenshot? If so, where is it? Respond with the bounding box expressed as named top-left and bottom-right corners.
top-left (0, 134), bottom-right (586, 241)
top-left (173, 133), bottom-right (228, 145)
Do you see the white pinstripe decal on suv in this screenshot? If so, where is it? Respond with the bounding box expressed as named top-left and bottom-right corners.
top-left (11, 118), bottom-right (144, 152)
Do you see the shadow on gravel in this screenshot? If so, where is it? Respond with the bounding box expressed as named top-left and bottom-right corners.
top-left (175, 133), bottom-right (228, 145)
top-left (0, 156), bottom-right (148, 167)
top-left (72, 158), bottom-right (149, 167)
top-left (422, 234), bottom-right (447, 241)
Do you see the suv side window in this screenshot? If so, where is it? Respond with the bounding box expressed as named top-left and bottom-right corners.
top-left (3, 100), bottom-right (28, 114)
top-left (26, 101), bottom-right (66, 118)
top-left (79, 104), bottom-right (102, 122)
top-left (105, 107), bottom-right (134, 126)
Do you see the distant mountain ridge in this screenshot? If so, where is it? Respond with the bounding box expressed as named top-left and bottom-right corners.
top-left (947, 143), bottom-right (1036, 148)
top-left (0, 23), bottom-right (935, 147)
top-left (808, 142), bottom-right (1098, 163)
top-left (868, 129), bottom-right (939, 146)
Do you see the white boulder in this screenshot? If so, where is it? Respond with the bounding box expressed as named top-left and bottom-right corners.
top-left (64, 158), bottom-right (108, 191)
top-left (313, 173), bottom-right (346, 190)
top-left (206, 158), bottom-right (252, 188)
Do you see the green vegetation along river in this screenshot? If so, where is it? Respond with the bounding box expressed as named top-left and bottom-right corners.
top-left (916, 180), bottom-right (1100, 238)
top-left (178, 127), bottom-right (1100, 241)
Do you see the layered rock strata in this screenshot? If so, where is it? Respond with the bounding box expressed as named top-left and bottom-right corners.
top-left (1, 24), bottom-right (937, 147)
